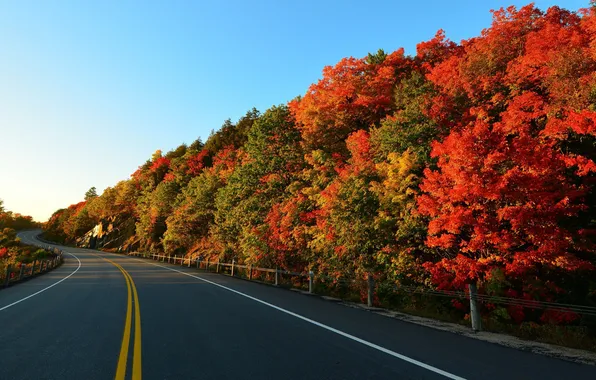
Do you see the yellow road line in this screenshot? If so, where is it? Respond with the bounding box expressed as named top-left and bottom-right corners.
top-left (114, 263), bottom-right (132, 380)
top-left (127, 267), bottom-right (142, 380)
top-left (97, 255), bottom-right (142, 380)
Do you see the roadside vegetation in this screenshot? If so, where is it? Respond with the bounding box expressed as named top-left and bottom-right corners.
top-left (0, 200), bottom-right (54, 278)
top-left (45, 4), bottom-right (596, 350)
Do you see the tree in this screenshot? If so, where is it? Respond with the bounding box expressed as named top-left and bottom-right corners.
top-left (204, 108), bottom-right (261, 155)
top-left (289, 49), bottom-right (411, 152)
top-left (85, 187), bottom-right (98, 201)
top-left (212, 105), bottom-right (303, 265)
top-left (163, 172), bottom-right (223, 255)
top-left (417, 5), bottom-right (596, 293)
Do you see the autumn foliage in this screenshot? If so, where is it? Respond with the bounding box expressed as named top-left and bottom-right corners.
top-left (46, 4), bottom-right (596, 330)
top-left (0, 200), bottom-right (48, 269)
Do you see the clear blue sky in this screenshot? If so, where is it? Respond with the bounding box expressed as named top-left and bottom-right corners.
top-left (0, 0), bottom-right (588, 221)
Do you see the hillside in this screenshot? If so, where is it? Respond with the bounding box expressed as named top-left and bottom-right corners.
top-left (44, 4), bottom-right (596, 348)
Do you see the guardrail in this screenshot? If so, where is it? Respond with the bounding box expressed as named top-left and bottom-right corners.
top-left (1, 247), bottom-right (64, 288)
top-left (124, 251), bottom-right (596, 333)
top-left (128, 251), bottom-right (319, 291)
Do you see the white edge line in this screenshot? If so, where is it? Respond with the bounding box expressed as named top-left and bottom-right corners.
top-left (0, 235), bottom-right (82, 312)
top-left (127, 256), bottom-right (466, 380)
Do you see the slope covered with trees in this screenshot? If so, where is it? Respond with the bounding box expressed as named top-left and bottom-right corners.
top-left (45, 4), bottom-right (596, 345)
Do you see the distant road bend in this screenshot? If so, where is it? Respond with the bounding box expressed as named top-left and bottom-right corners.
top-left (0, 230), bottom-right (593, 379)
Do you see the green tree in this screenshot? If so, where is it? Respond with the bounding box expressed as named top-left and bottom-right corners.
top-left (85, 187), bottom-right (98, 201)
top-left (163, 172), bottom-right (223, 254)
top-left (212, 105), bottom-right (303, 265)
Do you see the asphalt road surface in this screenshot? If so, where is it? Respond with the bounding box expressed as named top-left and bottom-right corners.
top-left (1, 230), bottom-right (594, 379)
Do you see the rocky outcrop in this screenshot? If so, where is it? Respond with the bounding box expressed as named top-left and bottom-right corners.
top-left (77, 214), bottom-right (138, 252)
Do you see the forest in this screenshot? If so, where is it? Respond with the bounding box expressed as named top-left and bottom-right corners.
top-left (44, 4), bottom-right (596, 347)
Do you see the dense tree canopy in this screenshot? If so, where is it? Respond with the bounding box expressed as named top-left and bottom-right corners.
top-left (45, 3), bottom-right (596, 328)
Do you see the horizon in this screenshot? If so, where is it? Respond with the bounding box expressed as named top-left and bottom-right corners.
top-left (0, 0), bottom-right (588, 222)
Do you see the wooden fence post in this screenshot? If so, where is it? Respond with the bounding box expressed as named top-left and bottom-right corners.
top-left (367, 273), bottom-right (374, 307)
top-left (4, 265), bottom-right (12, 287)
top-left (469, 282), bottom-right (482, 332)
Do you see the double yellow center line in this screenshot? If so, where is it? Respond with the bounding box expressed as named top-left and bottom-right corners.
top-left (100, 256), bottom-right (142, 380)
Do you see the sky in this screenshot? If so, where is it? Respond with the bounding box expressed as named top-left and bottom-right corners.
top-left (0, 0), bottom-right (589, 221)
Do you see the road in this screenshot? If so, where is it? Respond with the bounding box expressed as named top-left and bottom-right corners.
top-left (0, 230), bottom-right (593, 379)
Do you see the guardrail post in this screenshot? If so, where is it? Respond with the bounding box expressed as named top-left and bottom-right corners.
top-left (367, 273), bottom-right (374, 307)
top-left (249, 265), bottom-right (253, 280)
top-left (4, 265), bottom-right (11, 287)
top-left (275, 267), bottom-right (279, 286)
top-left (309, 271), bottom-right (314, 293)
top-left (231, 259), bottom-right (235, 277)
top-left (216, 259), bottom-right (220, 273)
top-left (206, 258), bottom-right (209, 271)
top-left (469, 283), bottom-right (482, 332)
top-left (196, 258), bottom-right (199, 269)
top-left (168, 255), bottom-right (171, 263)
top-left (38, 260), bottom-right (43, 273)
top-left (31, 260), bottom-right (36, 276)
top-left (18, 264), bottom-right (24, 280)
top-left (188, 256), bottom-right (191, 268)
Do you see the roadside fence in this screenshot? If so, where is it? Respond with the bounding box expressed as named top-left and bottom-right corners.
top-left (1, 246), bottom-right (64, 288)
top-left (126, 252), bottom-right (596, 333)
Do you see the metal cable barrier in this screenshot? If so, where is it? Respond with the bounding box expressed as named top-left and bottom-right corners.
top-left (125, 252), bottom-right (596, 329)
top-left (390, 285), bottom-right (596, 318)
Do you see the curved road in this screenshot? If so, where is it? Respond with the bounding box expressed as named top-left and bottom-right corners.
top-left (0, 230), bottom-right (594, 379)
